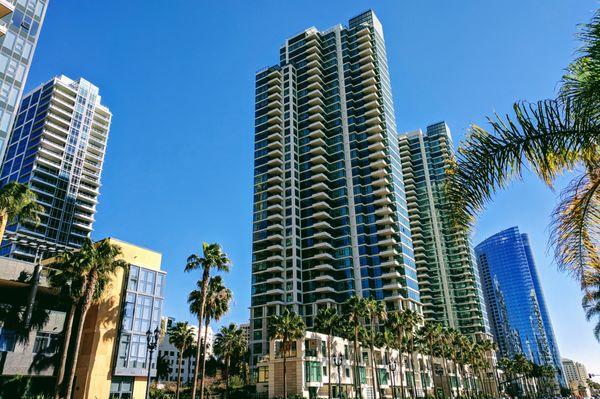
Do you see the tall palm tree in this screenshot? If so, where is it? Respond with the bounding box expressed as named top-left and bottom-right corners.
top-left (48, 253), bottom-right (86, 399)
top-left (403, 310), bottom-right (422, 398)
top-left (377, 329), bottom-right (397, 399)
top-left (0, 181), bottom-right (43, 245)
top-left (365, 298), bottom-right (387, 399)
top-left (268, 308), bottom-right (306, 399)
top-left (445, 11), bottom-right (600, 338)
top-left (185, 242), bottom-right (231, 399)
top-left (314, 306), bottom-right (342, 399)
top-left (345, 296), bottom-right (368, 399)
top-left (387, 312), bottom-right (408, 399)
top-left (214, 323), bottom-right (246, 399)
top-left (51, 239), bottom-right (127, 399)
top-left (169, 322), bottom-right (195, 399)
top-left (419, 323), bottom-right (442, 397)
top-left (196, 276), bottom-right (232, 398)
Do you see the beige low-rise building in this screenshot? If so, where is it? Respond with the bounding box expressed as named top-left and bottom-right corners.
top-left (256, 331), bottom-right (497, 399)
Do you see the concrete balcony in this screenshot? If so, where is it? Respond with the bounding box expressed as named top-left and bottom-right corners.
top-left (312, 201), bottom-right (329, 210)
top-left (311, 155), bottom-right (327, 165)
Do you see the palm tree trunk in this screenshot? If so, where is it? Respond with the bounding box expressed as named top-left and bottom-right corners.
top-left (441, 356), bottom-right (451, 399)
top-left (0, 211), bottom-right (7, 247)
top-left (176, 349), bottom-right (183, 399)
top-left (283, 342), bottom-right (288, 399)
top-left (200, 318), bottom-right (210, 399)
top-left (399, 353), bottom-right (405, 399)
top-left (429, 347), bottom-right (436, 398)
top-left (64, 273), bottom-right (96, 399)
top-left (370, 345), bottom-right (379, 399)
top-left (225, 357), bottom-right (230, 399)
top-left (191, 266), bottom-right (210, 399)
top-left (55, 303), bottom-right (75, 399)
top-left (354, 328), bottom-right (362, 399)
top-left (327, 335), bottom-right (332, 399)
top-left (409, 337), bottom-right (418, 399)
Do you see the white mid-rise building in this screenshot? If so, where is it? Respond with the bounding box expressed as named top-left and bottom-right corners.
top-left (158, 319), bottom-right (214, 384)
top-left (562, 358), bottom-right (591, 397)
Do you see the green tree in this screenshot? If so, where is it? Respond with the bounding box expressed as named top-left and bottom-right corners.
top-left (445, 11), bottom-right (600, 339)
top-left (387, 311), bottom-right (408, 399)
top-left (169, 322), bottom-right (195, 399)
top-left (268, 309), bottom-right (306, 399)
top-left (403, 309), bottom-right (422, 398)
top-left (189, 275), bottom-right (232, 398)
top-left (185, 242), bottom-right (231, 399)
top-left (583, 273), bottom-right (600, 340)
top-left (314, 306), bottom-right (342, 399)
top-left (345, 296), bottom-right (368, 399)
top-left (213, 323), bottom-right (247, 399)
top-left (51, 239), bottom-right (127, 399)
top-left (0, 181), bottom-right (43, 245)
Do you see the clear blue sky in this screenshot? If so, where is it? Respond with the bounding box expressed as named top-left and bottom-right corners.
top-left (27, 1), bottom-right (599, 372)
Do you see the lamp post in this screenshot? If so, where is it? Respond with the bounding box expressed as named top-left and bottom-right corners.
top-left (389, 358), bottom-right (398, 399)
top-left (145, 326), bottom-right (160, 399)
top-left (333, 352), bottom-right (343, 399)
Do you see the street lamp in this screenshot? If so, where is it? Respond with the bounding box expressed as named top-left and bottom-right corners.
top-left (333, 351), bottom-right (344, 399)
top-left (145, 326), bottom-right (160, 399)
top-left (389, 357), bottom-right (398, 399)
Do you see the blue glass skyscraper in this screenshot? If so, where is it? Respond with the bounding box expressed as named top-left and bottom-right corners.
top-left (475, 227), bottom-right (565, 385)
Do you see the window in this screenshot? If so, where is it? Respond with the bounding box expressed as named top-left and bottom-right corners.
top-left (128, 266), bottom-right (139, 291)
top-left (305, 361), bottom-right (321, 383)
top-left (0, 328), bottom-right (16, 352)
top-left (156, 273), bottom-right (165, 297)
top-left (32, 332), bottom-right (58, 354)
top-left (139, 269), bottom-right (155, 294)
top-left (117, 334), bottom-right (130, 368)
top-left (110, 376), bottom-right (133, 399)
top-left (122, 293), bottom-right (135, 330)
top-left (129, 334), bottom-right (147, 369)
top-left (133, 295), bottom-right (152, 332)
top-left (258, 366), bottom-right (269, 383)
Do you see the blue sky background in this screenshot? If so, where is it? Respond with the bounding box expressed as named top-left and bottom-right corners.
top-left (25, 1), bottom-right (599, 372)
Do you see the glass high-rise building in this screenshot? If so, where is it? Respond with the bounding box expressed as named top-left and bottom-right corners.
top-left (398, 122), bottom-right (490, 337)
top-left (0, 75), bottom-right (110, 261)
top-left (250, 10), bottom-right (420, 369)
top-left (0, 0), bottom-right (48, 159)
top-left (475, 227), bottom-right (565, 385)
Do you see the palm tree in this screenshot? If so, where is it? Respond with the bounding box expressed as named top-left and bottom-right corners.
top-left (196, 276), bottom-right (232, 398)
top-left (268, 309), bottom-right (306, 399)
top-left (0, 181), bottom-right (43, 245)
top-left (403, 310), bottom-right (422, 398)
top-left (314, 306), bottom-right (342, 399)
top-left (213, 323), bottom-right (246, 399)
top-left (365, 298), bottom-right (387, 399)
top-left (377, 329), bottom-right (397, 399)
top-left (169, 322), bottom-right (195, 399)
top-left (419, 323), bottom-right (442, 397)
top-left (583, 272), bottom-right (600, 340)
top-left (445, 11), bottom-right (600, 338)
top-left (185, 242), bottom-right (231, 399)
top-left (387, 312), bottom-right (408, 399)
top-left (345, 296), bottom-right (368, 399)
top-left (51, 239), bottom-right (127, 399)
top-left (156, 352), bottom-right (172, 381)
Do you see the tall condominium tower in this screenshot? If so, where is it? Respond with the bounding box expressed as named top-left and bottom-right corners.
top-left (0, 0), bottom-right (48, 158)
top-left (398, 122), bottom-right (489, 336)
top-left (250, 10), bottom-right (420, 368)
top-left (475, 227), bottom-right (565, 385)
top-left (0, 76), bottom-right (110, 261)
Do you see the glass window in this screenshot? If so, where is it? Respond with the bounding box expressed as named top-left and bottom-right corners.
top-left (110, 376), bottom-right (133, 399)
top-left (156, 273), bottom-right (165, 297)
top-left (129, 334), bottom-right (147, 369)
top-left (151, 298), bottom-right (162, 330)
top-left (117, 334), bottom-right (130, 368)
top-left (133, 295), bottom-right (152, 332)
top-left (128, 266), bottom-right (139, 291)
top-left (0, 328), bottom-right (16, 352)
top-left (122, 293), bottom-right (135, 330)
top-left (32, 332), bottom-right (58, 354)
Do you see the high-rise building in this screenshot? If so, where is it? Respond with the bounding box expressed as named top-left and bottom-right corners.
top-left (475, 227), bottom-right (565, 385)
top-left (398, 122), bottom-right (489, 336)
top-left (0, 75), bottom-right (110, 261)
top-left (0, 0), bottom-right (48, 158)
top-left (250, 10), bottom-right (420, 369)
top-left (562, 358), bottom-right (591, 396)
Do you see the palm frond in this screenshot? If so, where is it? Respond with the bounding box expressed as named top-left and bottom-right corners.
top-left (446, 99), bottom-right (600, 231)
top-left (550, 168), bottom-right (600, 284)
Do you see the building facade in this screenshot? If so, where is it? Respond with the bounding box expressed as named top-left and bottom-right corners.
top-left (398, 122), bottom-right (489, 336)
top-left (0, 0), bottom-right (48, 159)
top-left (562, 358), bottom-right (591, 397)
top-left (0, 238), bottom-right (166, 398)
top-left (250, 9), bottom-right (420, 372)
top-left (0, 75), bottom-right (110, 261)
top-left (157, 320), bottom-right (214, 385)
top-left (475, 227), bottom-right (565, 385)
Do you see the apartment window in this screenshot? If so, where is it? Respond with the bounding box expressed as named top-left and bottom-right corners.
top-left (133, 295), bottom-right (152, 332)
top-left (258, 366), bottom-right (269, 382)
top-left (0, 328), bottom-right (16, 352)
top-left (32, 332), bottom-right (58, 354)
top-left (122, 293), bottom-right (135, 330)
top-left (128, 266), bottom-right (139, 290)
top-left (129, 334), bottom-right (147, 369)
top-left (109, 376), bottom-right (133, 399)
top-left (139, 269), bottom-right (155, 295)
